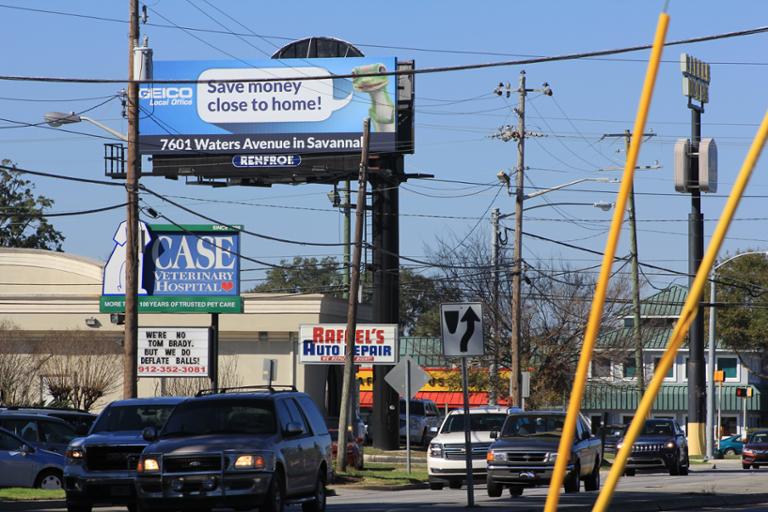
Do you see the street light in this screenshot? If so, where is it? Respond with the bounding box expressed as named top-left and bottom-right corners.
top-left (707, 251), bottom-right (768, 459)
top-left (44, 111), bottom-right (128, 142)
top-left (496, 175), bottom-right (617, 405)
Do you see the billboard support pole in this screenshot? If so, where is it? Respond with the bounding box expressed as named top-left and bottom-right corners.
top-left (337, 119), bottom-right (370, 472)
top-left (123, 0), bottom-right (140, 399)
top-left (210, 313), bottom-right (219, 392)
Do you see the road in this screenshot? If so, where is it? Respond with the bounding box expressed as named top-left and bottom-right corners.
top-left (7, 461), bottom-right (768, 512)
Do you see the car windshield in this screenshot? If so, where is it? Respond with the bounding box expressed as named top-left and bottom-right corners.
top-left (640, 420), bottom-right (673, 436)
top-left (91, 405), bottom-right (176, 433)
top-left (441, 413), bottom-right (507, 434)
top-left (749, 432), bottom-right (768, 444)
top-left (501, 415), bottom-right (565, 438)
top-left (162, 399), bottom-right (276, 437)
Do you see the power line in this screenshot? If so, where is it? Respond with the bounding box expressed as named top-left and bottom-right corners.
top-left (2, 24), bottom-right (768, 84)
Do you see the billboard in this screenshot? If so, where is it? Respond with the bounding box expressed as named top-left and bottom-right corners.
top-left (298, 324), bottom-right (398, 365)
top-left (139, 57), bottom-right (398, 156)
top-left (138, 327), bottom-right (210, 377)
top-left (100, 223), bottom-right (242, 313)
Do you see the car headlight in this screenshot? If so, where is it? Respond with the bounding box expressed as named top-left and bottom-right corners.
top-left (743, 448), bottom-right (754, 456)
top-left (429, 443), bottom-right (443, 458)
top-left (616, 442), bottom-right (624, 451)
top-left (487, 450), bottom-right (506, 463)
top-left (65, 447), bottom-right (84, 461)
top-left (138, 457), bottom-right (160, 473)
top-left (234, 454), bottom-right (267, 470)
top-left (665, 440), bottom-right (676, 450)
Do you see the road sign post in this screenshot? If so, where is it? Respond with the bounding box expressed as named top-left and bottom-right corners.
top-left (384, 356), bottom-right (431, 475)
top-left (440, 302), bottom-right (484, 508)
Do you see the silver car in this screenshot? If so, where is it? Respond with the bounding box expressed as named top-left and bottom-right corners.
top-left (400, 398), bottom-right (443, 445)
top-left (0, 427), bottom-right (65, 488)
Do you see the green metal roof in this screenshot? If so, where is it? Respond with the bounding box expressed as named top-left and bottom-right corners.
top-left (638, 284), bottom-right (687, 317)
top-left (583, 383), bottom-right (766, 413)
top-left (400, 336), bottom-right (451, 367)
top-left (597, 325), bottom-right (677, 350)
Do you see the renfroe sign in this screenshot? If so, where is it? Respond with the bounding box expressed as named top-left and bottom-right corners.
top-left (440, 303), bottom-right (484, 357)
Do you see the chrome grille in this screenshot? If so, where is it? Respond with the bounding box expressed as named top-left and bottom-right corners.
top-left (443, 443), bottom-right (490, 460)
top-left (86, 445), bottom-right (144, 471)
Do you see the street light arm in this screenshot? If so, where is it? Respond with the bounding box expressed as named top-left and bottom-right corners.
top-left (523, 177), bottom-right (616, 200)
top-left (80, 116), bottom-right (129, 142)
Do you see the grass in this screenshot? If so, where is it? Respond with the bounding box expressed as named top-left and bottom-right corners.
top-left (0, 488), bottom-right (65, 501)
top-left (335, 462), bottom-right (428, 486)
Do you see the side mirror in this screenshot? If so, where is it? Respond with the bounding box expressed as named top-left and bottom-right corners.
top-left (20, 444), bottom-right (35, 454)
top-left (142, 426), bottom-right (159, 443)
top-left (490, 431), bottom-right (498, 439)
top-left (284, 422), bottom-right (304, 437)
top-left (429, 426), bottom-right (438, 434)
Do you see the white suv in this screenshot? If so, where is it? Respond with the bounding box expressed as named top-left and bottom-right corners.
top-left (427, 406), bottom-right (510, 490)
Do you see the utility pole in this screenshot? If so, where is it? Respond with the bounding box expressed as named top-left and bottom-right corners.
top-left (489, 208), bottom-right (500, 406)
top-left (601, 130), bottom-right (656, 397)
top-left (337, 119), bottom-right (370, 471)
top-left (495, 71), bottom-right (552, 407)
top-left (123, 0), bottom-right (140, 399)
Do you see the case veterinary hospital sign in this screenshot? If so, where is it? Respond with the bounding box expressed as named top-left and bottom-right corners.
top-left (298, 324), bottom-right (398, 365)
top-left (139, 57), bottom-right (398, 156)
top-left (100, 223), bottom-right (243, 313)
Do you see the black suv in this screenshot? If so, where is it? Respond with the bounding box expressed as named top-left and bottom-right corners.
top-left (135, 386), bottom-right (332, 512)
top-left (618, 418), bottom-right (689, 476)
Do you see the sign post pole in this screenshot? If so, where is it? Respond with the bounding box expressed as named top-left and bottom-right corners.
top-left (717, 381), bottom-right (722, 451)
top-left (406, 358), bottom-right (411, 474)
top-left (461, 357), bottom-right (475, 507)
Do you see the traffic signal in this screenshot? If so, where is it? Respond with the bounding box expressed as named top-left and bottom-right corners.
top-left (736, 387), bottom-right (753, 398)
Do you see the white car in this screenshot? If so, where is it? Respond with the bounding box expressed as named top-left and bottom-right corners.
top-left (427, 406), bottom-right (511, 490)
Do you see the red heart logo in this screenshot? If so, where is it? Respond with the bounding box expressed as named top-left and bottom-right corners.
top-left (221, 281), bottom-right (234, 291)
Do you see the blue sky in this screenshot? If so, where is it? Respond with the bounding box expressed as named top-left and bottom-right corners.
top-left (2, 1), bottom-right (768, 294)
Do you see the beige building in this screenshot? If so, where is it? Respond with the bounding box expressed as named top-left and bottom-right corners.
top-left (0, 248), bottom-right (370, 414)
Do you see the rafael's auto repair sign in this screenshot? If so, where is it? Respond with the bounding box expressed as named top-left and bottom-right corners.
top-left (298, 324), bottom-right (398, 365)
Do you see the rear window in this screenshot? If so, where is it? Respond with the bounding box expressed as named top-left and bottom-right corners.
top-left (92, 405), bottom-right (176, 433)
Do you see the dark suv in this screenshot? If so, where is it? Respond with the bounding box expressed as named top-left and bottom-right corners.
top-left (135, 385), bottom-right (332, 512)
top-left (64, 397), bottom-right (184, 512)
top-left (618, 418), bottom-right (689, 476)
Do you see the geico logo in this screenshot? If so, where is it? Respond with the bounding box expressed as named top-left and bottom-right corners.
top-left (139, 87), bottom-right (193, 99)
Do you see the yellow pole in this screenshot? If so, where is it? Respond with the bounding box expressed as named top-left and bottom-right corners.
top-left (594, 108), bottom-right (768, 512)
top-left (544, 11), bottom-right (669, 512)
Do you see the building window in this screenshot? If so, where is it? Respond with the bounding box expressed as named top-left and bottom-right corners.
top-left (653, 357), bottom-right (674, 380)
top-left (719, 416), bottom-right (738, 437)
top-left (591, 358), bottom-right (611, 378)
top-left (622, 357), bottom-right (636, 379)
top-left (717, 357), bottom-right (738, 381)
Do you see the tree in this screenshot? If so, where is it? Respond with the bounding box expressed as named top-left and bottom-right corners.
top-left (0, 160), bottom-right (65, 251)
top-left (0, 321), bottom-right (49, 406)
top-left (252, 256), bottom-right (344, 296)
top-left (399, 268), bottom-right (462, 336)
top-left (162, 357), bottom-right (243, 396)
top-left (713, 252), bottom-right (768, 369)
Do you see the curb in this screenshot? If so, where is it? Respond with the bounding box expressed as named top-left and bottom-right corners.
top-left (0, 500), bottom-right (66, 511)
top-left (364, 454), bottom-right (427, 464)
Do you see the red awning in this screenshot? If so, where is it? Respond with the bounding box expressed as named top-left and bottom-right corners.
top-left (359, 391), bottom-right (508, 409)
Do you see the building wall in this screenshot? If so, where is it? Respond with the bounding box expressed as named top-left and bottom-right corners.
top-left (0, 248), bottom-right (370, 414)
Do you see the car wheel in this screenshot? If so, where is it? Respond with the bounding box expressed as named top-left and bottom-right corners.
top-left (421, 428), bottom-right (429, 446)
top-left (724, 448), bottom-right (736, 456)
top-left (66, 503), bottom-right (92, 512)
top-left (487, 479), bottom-right (503, 498)
top-left (624, 468), bottom-right (636, 477)
top-left (509, 486), bottom-right (524, 497)
top-left (584, 460), bottom-right (601, 491)
top-left (262, 471), bottom-right (285, 512)
top-left (668, 453), bottom-right (681, 476)
top-left (429, 482), bottom-right (444, 490)
top-left (753, 464), bottom-right (760, 470)
top-left (35, 469), bottom-right (63, 490)
top-left (301, 469), bottom-right (326, 512)
top-left (743, 463), bottom-right (751, 470)
top-left (448, 479), bottom-right (462, 489)
top-left (564, 464), bottom-right (580, 493)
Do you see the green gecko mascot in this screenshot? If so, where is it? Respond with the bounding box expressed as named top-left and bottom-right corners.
top-left (351, 64), bottom-right (395, 132)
